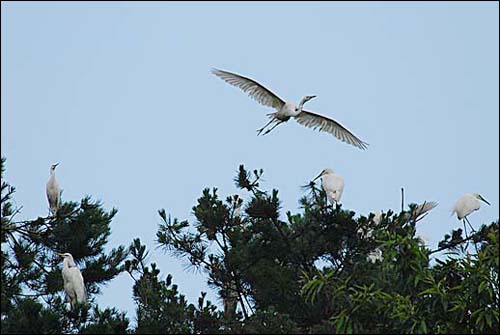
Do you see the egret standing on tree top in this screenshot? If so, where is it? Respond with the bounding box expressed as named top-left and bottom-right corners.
top-left (312, 168), bottom-right (344, 204)
top-left (58, 252), bottom-right (87, 310)
top-left (452, 193), bottom-right (490, 236)
top-left (46, 163), bottom-right (61, 215)
top-left (212, 68), bottom-right (368, 150)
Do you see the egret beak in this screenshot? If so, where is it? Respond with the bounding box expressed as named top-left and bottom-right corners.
top-left (309, 95), bottom-right (317, 100)
top-left (57, 253), bottom-right (64, 257)
top-left (478, 195), bottom-right (491, 206)
top-left (54, 163), bottom-right (59, 168)
top-left (312, 171), bottom-right (323, 182)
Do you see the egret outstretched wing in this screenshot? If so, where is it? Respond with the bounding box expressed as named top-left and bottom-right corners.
top-left (295, 110), bottom-right (369, 150)
top-left (212, 68), bottom-right (285, 110)
top-left (411, 201), bottom-right (438, 220)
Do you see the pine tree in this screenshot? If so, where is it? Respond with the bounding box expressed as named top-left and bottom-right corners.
top-left (125, 238), bottom-right (222, 334)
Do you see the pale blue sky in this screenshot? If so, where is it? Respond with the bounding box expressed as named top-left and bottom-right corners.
top-left (2, 1), bottom-right (498, 323)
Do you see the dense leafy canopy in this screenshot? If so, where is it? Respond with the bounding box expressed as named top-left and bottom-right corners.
top-left (2, 158), bottom-right (498, 333)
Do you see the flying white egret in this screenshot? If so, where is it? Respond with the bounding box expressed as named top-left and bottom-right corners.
top-left (212, 68), bottom-right (368, 150)
top-left (46, 163), bottom-right (61, 215)
top-left (452, 193), bottom-right (490, 236)
top-left (58, 252), bottom-right (86, 310)
top-left (312, 168), bottom-right (344, 204)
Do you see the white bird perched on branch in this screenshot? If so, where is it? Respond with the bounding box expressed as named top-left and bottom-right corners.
top-left (212, 68), bottom-right (368, 150)
top-left (312, 168), bottom-right (344, 204)
top-left (452, 193), bottom-right (490, 236)
top-left (58, 252), bottom-right (87, 310)
top-left (46, 163), bottom-right (61, 216)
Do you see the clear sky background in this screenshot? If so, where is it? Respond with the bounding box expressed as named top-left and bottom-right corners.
top-left (2, 1), bottom-right (498, 324)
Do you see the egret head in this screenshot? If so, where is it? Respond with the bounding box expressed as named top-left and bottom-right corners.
top-left (473, 193), bottom-right (491, 206)
top-left (58, 252), bottom-right (76, 266)
top-left (51, 163), bottom-right (59, 172)
top-left (312, 168), bottom-right (334, 182)
top-left (303, 95), bottom-right (316, 104)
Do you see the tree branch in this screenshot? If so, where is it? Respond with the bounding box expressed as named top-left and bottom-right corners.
top-left (429, 234), bottom-right (480, 255)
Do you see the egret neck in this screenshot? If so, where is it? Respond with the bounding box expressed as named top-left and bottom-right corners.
top-left (60, 253), bottom-right (76, 268)
top-left (297, 96), bottom-right (310, 112)
top-left (50, 163), bottom-right (58, 179)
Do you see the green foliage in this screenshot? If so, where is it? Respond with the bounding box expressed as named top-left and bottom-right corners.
top-left (298, 197), bottom-right (499, 334)
top-left (157, 165), bottom-right (499, 334)
top-left (80, 307), bottom-right (130, 334)
top-left (1, 298), bottom-right (67, 334)
top-left (2, 158), bottom-right (498, 334)
top-left (125, 238), bottom-right (223, 334)
top-left (241, 306), bottom-right (299, 334)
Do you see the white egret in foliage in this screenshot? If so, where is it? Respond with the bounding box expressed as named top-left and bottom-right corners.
top-left (234, 202), bottom-right (242, 217)
top-left (46, 163), bottom-right (61, 215)
top-left (212, 68), bottom-right (368, 150)
top-left (313, 168), bottom-right (344, 204)
top-left (58, 252), bottom-right (86, 310)
top-left (372, 210), bottom-right (383, 225)
top-left (371, 201), bottom-right (438, 224)
top-left (358, 210), bottom-right (382, 238)
top-left (360, 202), bottom-right (437, 239)
top-left (407, 201), bottom-right (438, 222)
top-left (366, 248), bottom-right (383, 263)
top-left (452, 193), bottom-right (490, 235)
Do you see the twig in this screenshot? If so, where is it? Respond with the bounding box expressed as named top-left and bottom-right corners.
top-left (401, 188), bottom-right (404, 213)
top-left (243, 292), bottom-right (254, 315)
top-left (233, 278), bottom-right (249, 319)
top-left (6, 205), bottom-right (24, 226)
